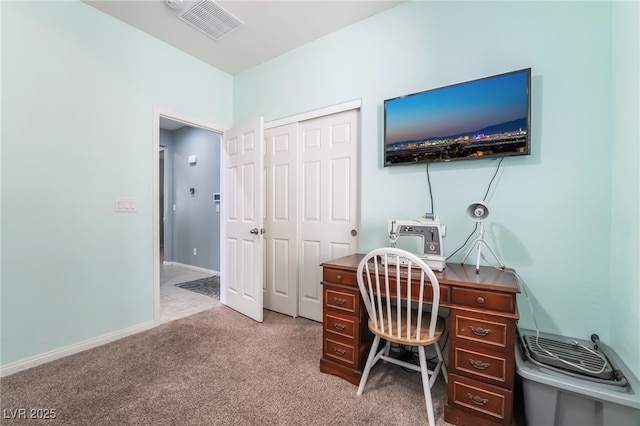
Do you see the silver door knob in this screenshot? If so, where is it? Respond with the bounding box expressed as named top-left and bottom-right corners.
top-left (250, 228), bottom-right (259, 234)
top-left (351, 229), bottom-right (358, 236)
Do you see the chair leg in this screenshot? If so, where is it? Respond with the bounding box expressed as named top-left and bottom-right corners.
top-left (418, 346), bottom-right (436, 426)
top-left (383, 340), bottom-right (391, 358)
top-left (357, 335), bottom-right (381, 396)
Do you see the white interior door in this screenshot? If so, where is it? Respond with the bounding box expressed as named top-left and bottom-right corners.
top-left (298, 109), bottom-right (360, 322)
top-left (263, 123), bottom-right (299, 317)
top-left (221, 117), bottom-right (264, 322)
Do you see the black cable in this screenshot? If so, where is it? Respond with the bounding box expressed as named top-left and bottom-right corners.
top-left (483, 157), bottom-right (504, 201)
top-left (446, 158), bottom-right (504, 261)
top-left (399, 334), bottom-right (449, 370)
top-left (446, 222), bottom-right (478, 260)
top-left (426, 164), bottom-right (433, 213)
top-left (427, 331), bottom-right (449, 363)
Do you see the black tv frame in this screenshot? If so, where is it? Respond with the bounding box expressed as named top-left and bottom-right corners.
top-left (384, 68), bottom-right (531, 166)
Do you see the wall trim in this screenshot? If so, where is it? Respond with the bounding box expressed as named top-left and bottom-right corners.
top-left (264, 99), bottom-right (362, 129)
top-left (164, 261), bottom-right (218, 276)
top-left (0, 320), bottom-right (155, 377)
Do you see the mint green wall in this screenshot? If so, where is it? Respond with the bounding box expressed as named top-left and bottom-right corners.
top-left (2, 0), bottom-right (638, 378)
top-left (1, 1), bottom-right (232, 365)
top-left (610, 2), bottom-right (640, 376)
top-left (235, 2), bottom-right (639, 373)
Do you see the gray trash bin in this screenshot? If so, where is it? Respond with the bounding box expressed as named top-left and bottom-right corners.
top-left (516, 328), bottom-right (640, 426)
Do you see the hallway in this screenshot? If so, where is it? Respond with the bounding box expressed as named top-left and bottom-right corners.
top-left (160, 263), bottom-right (221, 323)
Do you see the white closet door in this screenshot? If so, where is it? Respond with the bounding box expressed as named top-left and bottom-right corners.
top-left (263, 123), bottom-right (298, 317)
top-left (298, 109), bottom-right (360, 322)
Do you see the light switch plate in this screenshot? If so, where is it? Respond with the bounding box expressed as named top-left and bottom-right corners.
top-left (115, 197), bottom-right (137, 213)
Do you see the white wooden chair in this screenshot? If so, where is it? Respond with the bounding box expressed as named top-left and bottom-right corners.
top-left (356, 247), bottom-right (448, 426)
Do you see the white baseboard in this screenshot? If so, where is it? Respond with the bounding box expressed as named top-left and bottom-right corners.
top-left (163, 261), bottom-right (218, 276)
top-left (0, 320), bottom-right (155, 377)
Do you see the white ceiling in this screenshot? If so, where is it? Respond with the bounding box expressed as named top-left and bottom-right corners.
top-left (84, 0), bottom-right (404, 75)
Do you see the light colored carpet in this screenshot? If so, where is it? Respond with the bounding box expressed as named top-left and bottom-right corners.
top-left (1, 307), bottom-right (456, 425)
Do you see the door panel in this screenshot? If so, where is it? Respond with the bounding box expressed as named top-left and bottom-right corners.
top-left (222, 118), bottom-right (264, 322)
top-left (302, 161), bottom-right (321, 221)
top-left (298, 109), bottom-right (359, 322)
top-left (330, 157), bottom-right (351, 222)
top-left (300, 240), bottom-right (322, 305)
top-left (263, 123), bottom-right (298, 317)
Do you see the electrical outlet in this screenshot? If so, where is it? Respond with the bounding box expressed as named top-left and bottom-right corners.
top-left (193, 248), bottom-right (197, 256)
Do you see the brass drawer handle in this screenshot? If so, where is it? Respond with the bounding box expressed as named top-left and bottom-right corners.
top-left (470, 326), bottom-right (491, 337)
top-left (469, 359), bottom-right (490, 370)
top-left (336, 274), bottom-right (343, 281)
top-left (476, 296), bottom-right (485, 304)
top-left (334, 348), bottom-right (346, 356)
top-left (468, 393), bottom-right (489, 406)
top-left (334, 323), bottom-right (346, 331)
top-left (334, 297), bottom-right (346, 305)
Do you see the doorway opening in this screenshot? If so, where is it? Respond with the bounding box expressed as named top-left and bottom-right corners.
top-left (153, 109), bottom-right (224, 324)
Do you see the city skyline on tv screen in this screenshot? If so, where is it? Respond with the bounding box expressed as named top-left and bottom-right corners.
top-left (384, 69), bottom-right (530, 165)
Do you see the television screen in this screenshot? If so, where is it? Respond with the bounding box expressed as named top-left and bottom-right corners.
top-left (384, 68), bottom-right (531, 166)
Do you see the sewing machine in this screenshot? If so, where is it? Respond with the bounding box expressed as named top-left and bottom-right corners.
top-left (388, 215), bottom-right (446, 271)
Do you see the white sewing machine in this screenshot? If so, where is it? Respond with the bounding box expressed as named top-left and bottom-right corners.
top-left (388, 215), bottom-right (446, 271)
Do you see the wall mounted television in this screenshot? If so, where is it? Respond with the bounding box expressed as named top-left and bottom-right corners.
top-left (384, 68), bottom-right (531, 166)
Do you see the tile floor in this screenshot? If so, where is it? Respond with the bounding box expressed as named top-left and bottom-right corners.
top-left (160, 263), bottom-right (222, 323)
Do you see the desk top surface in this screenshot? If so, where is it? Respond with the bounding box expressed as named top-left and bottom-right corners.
top-left (321, 253), bottom-right (520, 294)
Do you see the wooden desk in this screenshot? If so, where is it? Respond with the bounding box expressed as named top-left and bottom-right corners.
top-left (319, 254), bottom-right (520, 426)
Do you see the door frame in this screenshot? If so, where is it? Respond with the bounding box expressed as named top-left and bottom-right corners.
top-left (152, 107), bottom-right (225, 325)
top-left (264, 99), bottom-right (361, 130)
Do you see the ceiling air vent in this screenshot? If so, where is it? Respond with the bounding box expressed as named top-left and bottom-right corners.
top-left (177, 0), bottom-right (244, 41)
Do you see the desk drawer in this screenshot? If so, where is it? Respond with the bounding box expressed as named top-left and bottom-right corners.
top-left (325, 287), bottom-right (358, 314)
top-left (448, 373), bottom-right (513, 424)
top-left (324, 337), bottom-right (356, 368)
top-left (453, 312), bottom-right (513, 349)
top-left (451, 344), bottom-right (513, 388)
top-left (324, 312), bottom-right (357, 340)
top-left (323, 268), bottom-right (358, 286)
top-left (451, 287), bottom-right (515, 314)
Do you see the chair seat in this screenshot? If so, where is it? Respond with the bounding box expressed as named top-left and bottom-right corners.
top-left (368, 308), bottom-right (445, 346)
